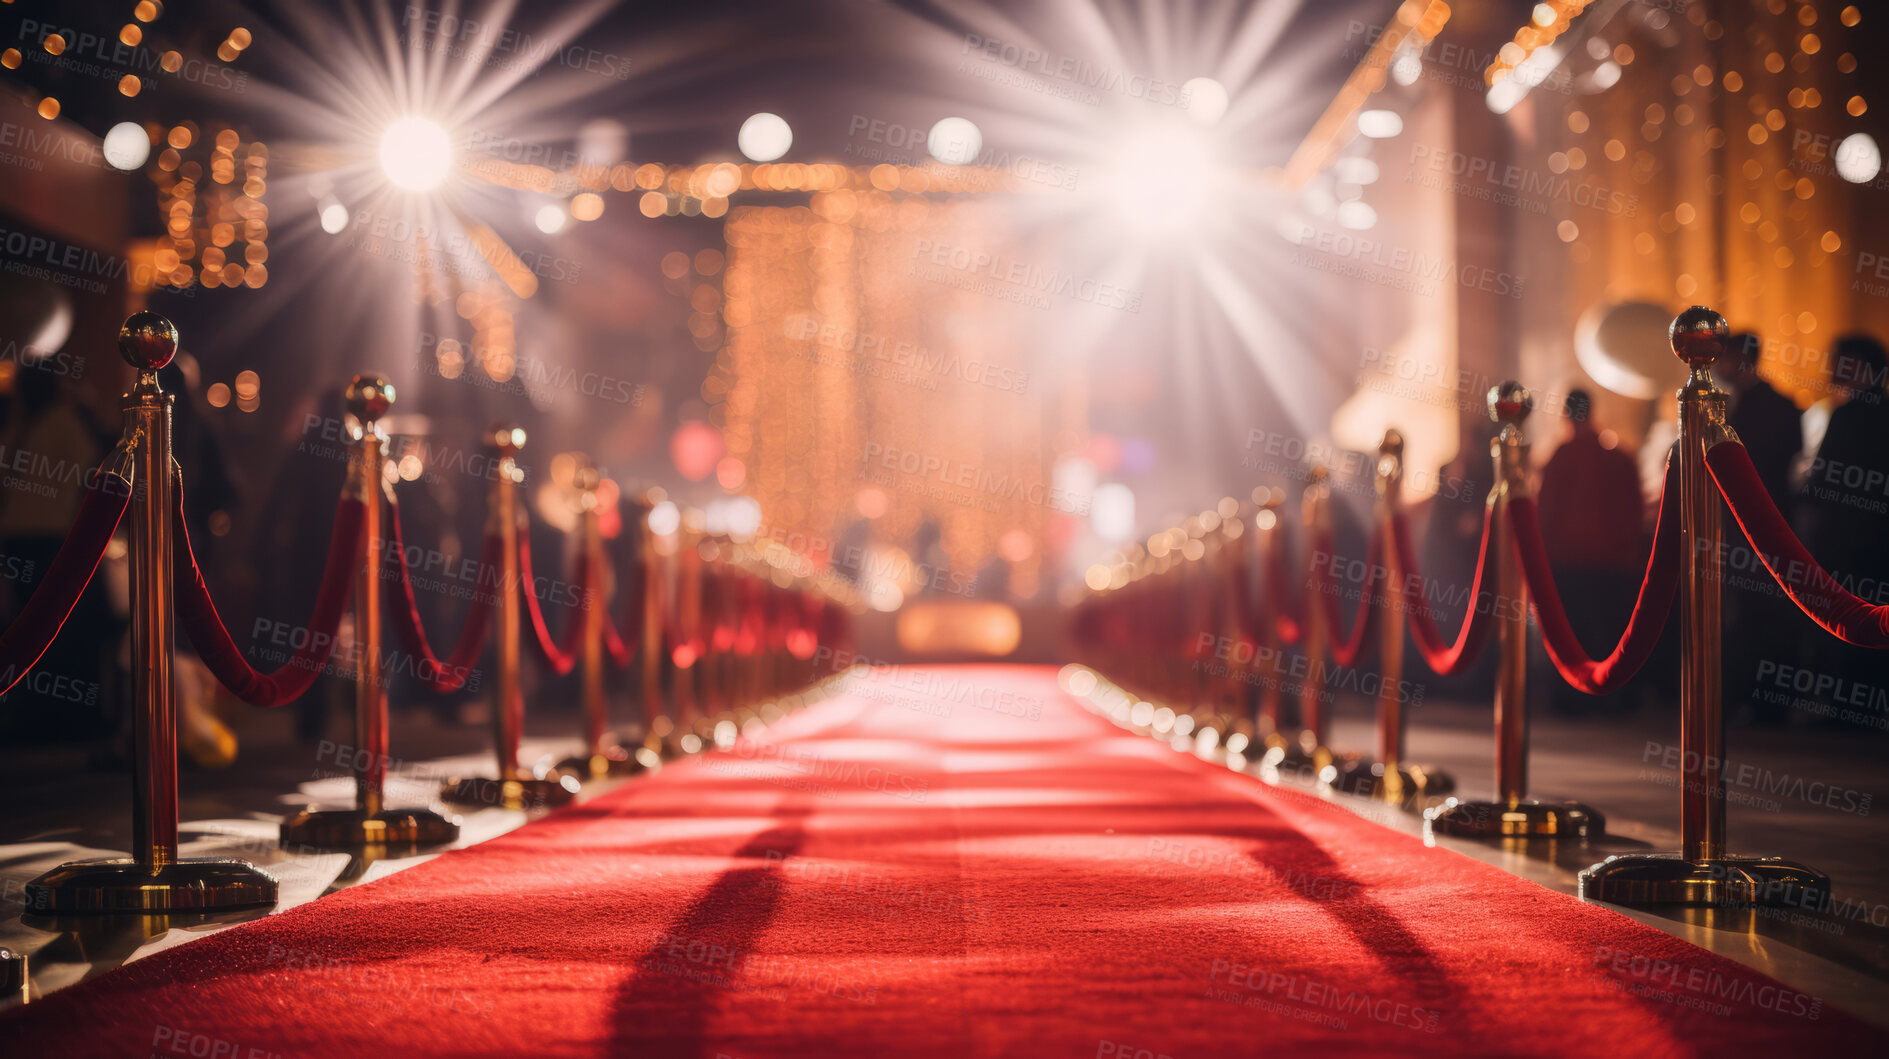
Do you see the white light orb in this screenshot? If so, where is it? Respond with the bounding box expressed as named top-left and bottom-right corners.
top-left (1337, 201), bottom-right (1377, 230)
top-left (319, 202), bottom-right (350, 234)
top-left (927, 117), bottom-right (982, 165)
top-left (1390, 50), bottom-right (1423, 86)
top-left (102, 122), bottom-right (150, 170)
top-left (1333, 157), bottom-right (1380, 185)
top-left (737, 112), bottom-right (792, 162)
top-left (1357, 110), bottom-right (1403, 138)
top-left (1836, 133), bottom-right (1882, 184)
top-left (1181, 77), bottom-right (1229, 127)
top-left (379, 116), bottom-right (453, 191)
top-left (1091, 483), bottom-right (1136, 542)
top-left (647, 500), bottom-right (681, 536)
top-left (534, 204), bottom-right (569, 234)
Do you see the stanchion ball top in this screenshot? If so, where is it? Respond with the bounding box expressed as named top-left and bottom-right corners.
top-left (118, 311), bottom-right (178, 371)
top-left (1670, 305), bottom-right (1728, 368)
top-left (1487, 381), bottom-right (1533, 424)
top-left (1378, 428), bottom-right (1405, 458)
top-left (345, 374), bottom-right (395, 423)
top-left (489, 423), bottom-right (527, 454)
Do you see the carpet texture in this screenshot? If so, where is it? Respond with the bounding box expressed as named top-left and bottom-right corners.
top-left (5, 664), bottom-right (1881, 1057)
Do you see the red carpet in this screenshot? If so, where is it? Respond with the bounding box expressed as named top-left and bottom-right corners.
top-left (7, 665), bottom-right (1882, 1057)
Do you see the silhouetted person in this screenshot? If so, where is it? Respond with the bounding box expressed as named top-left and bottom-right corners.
top-left (1711, 333), bottom-right (1805, 723)
top-left (1716, 332), bottom-right (1803, 517)
top-left (1793, 335), bottom-right (1889, 726)
top-left (1535, 390), bottom-right (1646, 714)
top-left (0, 361), bottom-right (111, 740)
top-left (257, 389), bottom-right (350, 743)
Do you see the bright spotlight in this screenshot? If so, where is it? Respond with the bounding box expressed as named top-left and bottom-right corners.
top-left (1181, 77), bottom-right (1229, 127)
top-left (1107, 123), bottom-right (1219, 235)
top-left (319, 201), bottom-right (350, 234)
top-left (534, 204), bottom-right (569, 234)
top-left (927, 117), bottom-right (981, 165)
top-left (737, 112), bottom-right (792, 162)
top-left (378, 116), bottom-right (452, 191)
top-left (101, 121), bottom-right (150, 170)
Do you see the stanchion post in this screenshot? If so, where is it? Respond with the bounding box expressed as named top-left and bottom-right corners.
top-left (1251, 489), bottom-right (1284, 742)
top-left (26, 313), bottom-right (277, 913)
top-left (281, 376), bottom-right (459, 850)
top-left (638, 494), bottom-right (675, 757)
top-left (1263, 466), bottom-right (1332, 777)
top-left (1428, 383), bottom-right (1602, 839)
top-left (442, 426), bottom-right (577, 810)
top-left (1333, 431), bottom-right (1453, 804)
top-left (557, 460), bottom-right (636, 780)
top-left (1580, 308), bottom-right (1827, 903)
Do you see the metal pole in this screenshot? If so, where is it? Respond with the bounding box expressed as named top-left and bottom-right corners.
top-left (349, 379), bottom-right (390, 818)
top-left (1297, 466), bottom-right (1330, 762)
top-left (1373, 431), bottom-right (1406, 779)
top-left (493, 427), bottom-right (524, 781)
top-left (1491, 384), bottom-right (1532, 807)
top-left (1578, 307), bottom-right (1825, 902)
top-left (578, 465), bottom-right (606, 756)
top-left (1676, 332), bottom-right (1727, 862)
top-left (128, 336), bottom-right (177, 873)
top-left (27, 313), bottom-right (276, 912)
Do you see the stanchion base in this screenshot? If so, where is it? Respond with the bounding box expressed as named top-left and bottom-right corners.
top-left (439, 775), bottom-right (580, 811)
top-left (1258, 734), bottom-right (1330, 784)
top-left (1327, 759), bottom-right (1455, 804)
top-left (1578, 852), bottom-right (1830, 908)
top-left (1, 945), bottom-right (27, 1005)
top-left (279, 806), bottom-right (461, 852)
top-left (22, 858), bottom-right (278, 915)
top-left (1426, 798), bottom-right (1604, 840)
top-left (555, 746), bottom-right (643, 781)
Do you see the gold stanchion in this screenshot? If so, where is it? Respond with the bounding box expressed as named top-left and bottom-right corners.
top-left (637, 493), bottom-right (676, 759)
top-left (674, 521), bottom-right (704, 742)
top-left (1429, 383), bottom-right (1602, 839)
top-left (558, 461), bottom-right (636, 780)
top-left (442, 426), bottom-right (578, 810)
top-left (26, 313), bottom-right (277, 913)
top-left (281, 376), bottom-right (460, 850)
top-left (1250, 489), bottom-right (1285, 744)
top-left (1262, 465), bottom-right (1332, 777)
top-left (1580, 308), bottom-right (1827, 905)
top-left (1333, 430), bottom-right (1453, 804)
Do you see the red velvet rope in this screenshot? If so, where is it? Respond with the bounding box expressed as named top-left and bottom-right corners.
top-left (1314, 527), bottom-right (1381, 668)
top-left (384, 499), bottom-right (497, 692)
top-left (1508, 460), bottom-right (1681, 694)
top-left (1707, 441), bottom-right (1889, 648)
top-left (603, 607), bottom-right (632, 668)
top-left (516, 525), bottom-right (577, 676)
top-left (0, 469), bottom-right (132, 697)
top-left (175, 490), bottom-right (363, 707)
top-left (1390, 504), bottom-right (1496, 676)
